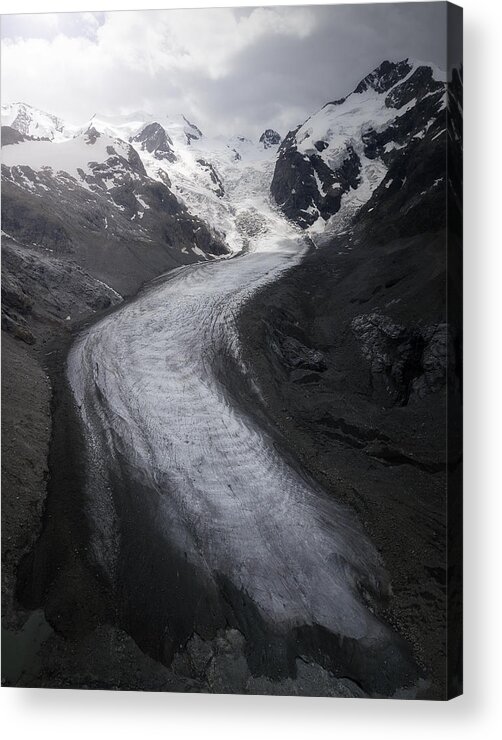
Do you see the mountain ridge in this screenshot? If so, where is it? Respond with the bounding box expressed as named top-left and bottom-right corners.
top-left (271, 58), bottom-right (447, 233)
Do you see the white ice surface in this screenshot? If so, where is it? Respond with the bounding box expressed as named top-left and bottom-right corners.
top-left (136, 128), bottom-right (281, 253)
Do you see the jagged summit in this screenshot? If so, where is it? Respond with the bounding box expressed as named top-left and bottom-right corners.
top-left (354, 59), bottom-right (413, 95)
top-left (326, 58), bottom-right (446, 107)
top-left (79, 111), bottom-right (203, 148)
top-left (259, 129), bottom-right (281, 149)
top-left (83, 125), bottom-right (102, 145)
top-left (130, 122), bottom-right (176, 162)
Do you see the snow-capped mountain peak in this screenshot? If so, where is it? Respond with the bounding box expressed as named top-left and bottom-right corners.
top-left (73, 111), bottom-right (203, 151)
top-left (130, 122), bottom-right (176, 163)
top-left (1, 99), bottom-right (286, 257)
top-left (1, 102), bottom-right (68, 142)
top-left (352, 58), bottom-right (413, 96)
top-left (271, 58), bottom-right (447, 232)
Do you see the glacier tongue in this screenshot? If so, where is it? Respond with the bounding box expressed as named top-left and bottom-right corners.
top-left (67, 220), bottom-right (391, 647)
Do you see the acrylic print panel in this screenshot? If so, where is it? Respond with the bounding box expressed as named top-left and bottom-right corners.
top-left (0, 2), bottom-right (462, 699)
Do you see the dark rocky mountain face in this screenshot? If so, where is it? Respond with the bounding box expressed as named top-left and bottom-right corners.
top-left (271, 59), bottom-right (447, 229)
top-left (130, 122), bottom-right (176, 162)
top-left (264, 64), bottom-right (462, 449)
top-left (352, 68), bottom-right (462, 244)
top-left (354, 59), bottom-right (412, 95)
top-left (1, 125), bottom-right (28, 146)
top-left (1, 170), bottom-right (226, 297)
top-left (259, 129), bottom-right (281, 149)
top-left (183, 115), bottom-right (203, 144)
top-left (2, 237), bottom-right (121, 346)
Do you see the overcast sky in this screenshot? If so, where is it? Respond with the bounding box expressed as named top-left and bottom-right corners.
top-left (1, 3), bottom-right (450, 138)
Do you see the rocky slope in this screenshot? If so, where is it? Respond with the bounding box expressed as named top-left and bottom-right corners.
top-left (239, 63), bottom-right (462, 698)
top-left (1, 122), bottom-right (228, 296)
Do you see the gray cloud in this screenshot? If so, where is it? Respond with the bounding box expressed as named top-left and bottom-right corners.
top-left (1, 3), bottom-right (449, 138)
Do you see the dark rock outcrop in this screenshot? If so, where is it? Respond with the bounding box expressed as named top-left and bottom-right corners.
top-left (385, 65), bottom-right (443, 109)
top-left (130, 122), bottom-right (176, 162)
top-left (84, 126), bottom-right (101, 145)
top-left (197, 158), bottom-right (225, 197)
top-left (351, 314), bottom-right (456, 406)
top-left (271, 136), bottom-right (362, 227)
top-left (1, 125), bottom-right (27, 146)
top-left (354, 59), bottom-right (412, 95)
top-left (259, 129), bottom-right (281, 149)
top-left (270, 331), bottom-right (327, 384)
top-left (183, 115), bottom-right (203, 145)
